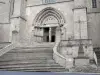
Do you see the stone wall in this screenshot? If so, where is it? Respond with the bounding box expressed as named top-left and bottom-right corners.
top-left (87, 13), bottom-right (100, 47)
top-left (59, 40), bottom-right (94, 59)
top-left (0, 24), bottom-right (11, 42)
top-left (0, 0), bottom-right (100, 47)
top-left (86, 0), bottom-right (100, 13)
top-left (86, 0), bottom-right (100, 47)
top-left (11, 0), bottom-right (27, 43)
top-left (26, 1), bottom-right (74, 43)
top-left (0, 1), bottom-right (11, 42)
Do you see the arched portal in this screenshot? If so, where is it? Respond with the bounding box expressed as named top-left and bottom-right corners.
top-left (33, 7), bottom-right (65, 43)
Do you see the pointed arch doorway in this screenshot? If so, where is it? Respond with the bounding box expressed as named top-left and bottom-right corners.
top-left (34, 23), bottom-right (58, 43)
top-left (33, 7), bottom-right (65, 43)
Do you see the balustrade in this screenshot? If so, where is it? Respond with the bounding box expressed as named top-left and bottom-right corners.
top-left (53, 41), bottom-right (74, 69)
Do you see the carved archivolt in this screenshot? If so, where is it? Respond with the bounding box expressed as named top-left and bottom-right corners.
top-left (33, 7), bottom-right (66, 26)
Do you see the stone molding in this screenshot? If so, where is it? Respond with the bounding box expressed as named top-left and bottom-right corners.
top-left (27, 0), bottom-right (74, 7)
top-left (33, 7), bottom-right (65, 26)
top-left (0, 2), bottom-right (5, 4)
top-left (11, 16), bottom-right (27, 21)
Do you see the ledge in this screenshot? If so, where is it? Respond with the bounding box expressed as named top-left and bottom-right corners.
top-left (0, 23), bottom-right (10, 25)
top-left (27, 0), bottom-right (74, 7)
top-left (11, 16), bottom-right (27, 21)
top-left (75, 57), bottom-right (89, 59)
top-left (73, 6), bottom-right (87, 10)
top-left (0, 42), bottom-right (11, 44)
top-left (62, 39), bottom-right (92, 41)
top-left (87, 8), bottom-right (100, 14)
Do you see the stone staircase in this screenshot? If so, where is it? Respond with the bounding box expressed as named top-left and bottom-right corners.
top-left (0, 42), bottom-right (11, 49)
top-left (94, 47), bottom-right (100, 66)
top-left (0, 43), bottom-right (68, 72)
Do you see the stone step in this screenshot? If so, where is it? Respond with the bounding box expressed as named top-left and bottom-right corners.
top-left (33, 43), bottom-right (54, 46)
top-left (20, 69), bottom-right (67, 72)
top-left (10, 49), bottom-right (53, 53)
top-left (0, 63), bottom-right (62, 68)
top-left (0, 43), bottom-right (67, 72)
top-left (0, 55), bottom-right (53, 61)
top-left (0, 57), bottom-right (54, 61)
top-left (0, 66), bottom-right (66, 70)
top-left (14, 47), bottom-right (53, 49)
top-left (0, 56), bottom-right (53, 60)
top-left (19, 44), bottom-right (54, 49)
top-left (0, 53), bottom-right (53, 61)
top-left (0, 62), bottom-right (58, 67)
top-left (2, 52), bottom-right (53, 56)
top-left (0, 59), bottom-right (56, 65)
top-left (0, 68), bottom-right (68, 72)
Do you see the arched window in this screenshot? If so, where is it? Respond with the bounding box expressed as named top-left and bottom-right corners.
top-left (92, 0), bottom-right (97, 8)
top-left (42, 0), bottom-right (56, 4)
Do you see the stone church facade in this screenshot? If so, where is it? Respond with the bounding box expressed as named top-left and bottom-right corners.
top-left (0, 0), bottom-right (100, 72)
top-left (0, 0), bottom-right (100, 47)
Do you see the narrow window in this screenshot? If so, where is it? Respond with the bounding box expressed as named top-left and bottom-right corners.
top-left (92, 0), bottom-right (97, 8)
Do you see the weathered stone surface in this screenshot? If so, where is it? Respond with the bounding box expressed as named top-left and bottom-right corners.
top-left (0, 2), bottom-right (10, 23)
top-left (0, 0), bottom-right (100, 73)
top-left (74, 8), bottom-right (88, 39)
top-left (75, 58), bottom-right (89, 66)
top-left (65, 57), bottom-right (74, 69)
top-left (87, 13), bottom-right (100, 47)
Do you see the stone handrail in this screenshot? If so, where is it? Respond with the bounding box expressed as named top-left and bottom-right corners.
top-left (53, 41), bottom-right (66, 67)
top-left (0, 43), bottom-right (19, 57)
top-left (53, 41), bottom-right (74, 69)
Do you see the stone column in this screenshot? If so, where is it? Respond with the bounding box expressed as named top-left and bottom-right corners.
top-left (49, 27), bottom-right (51, 42)
top-left (41, 28), bottom-right (44, 42)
